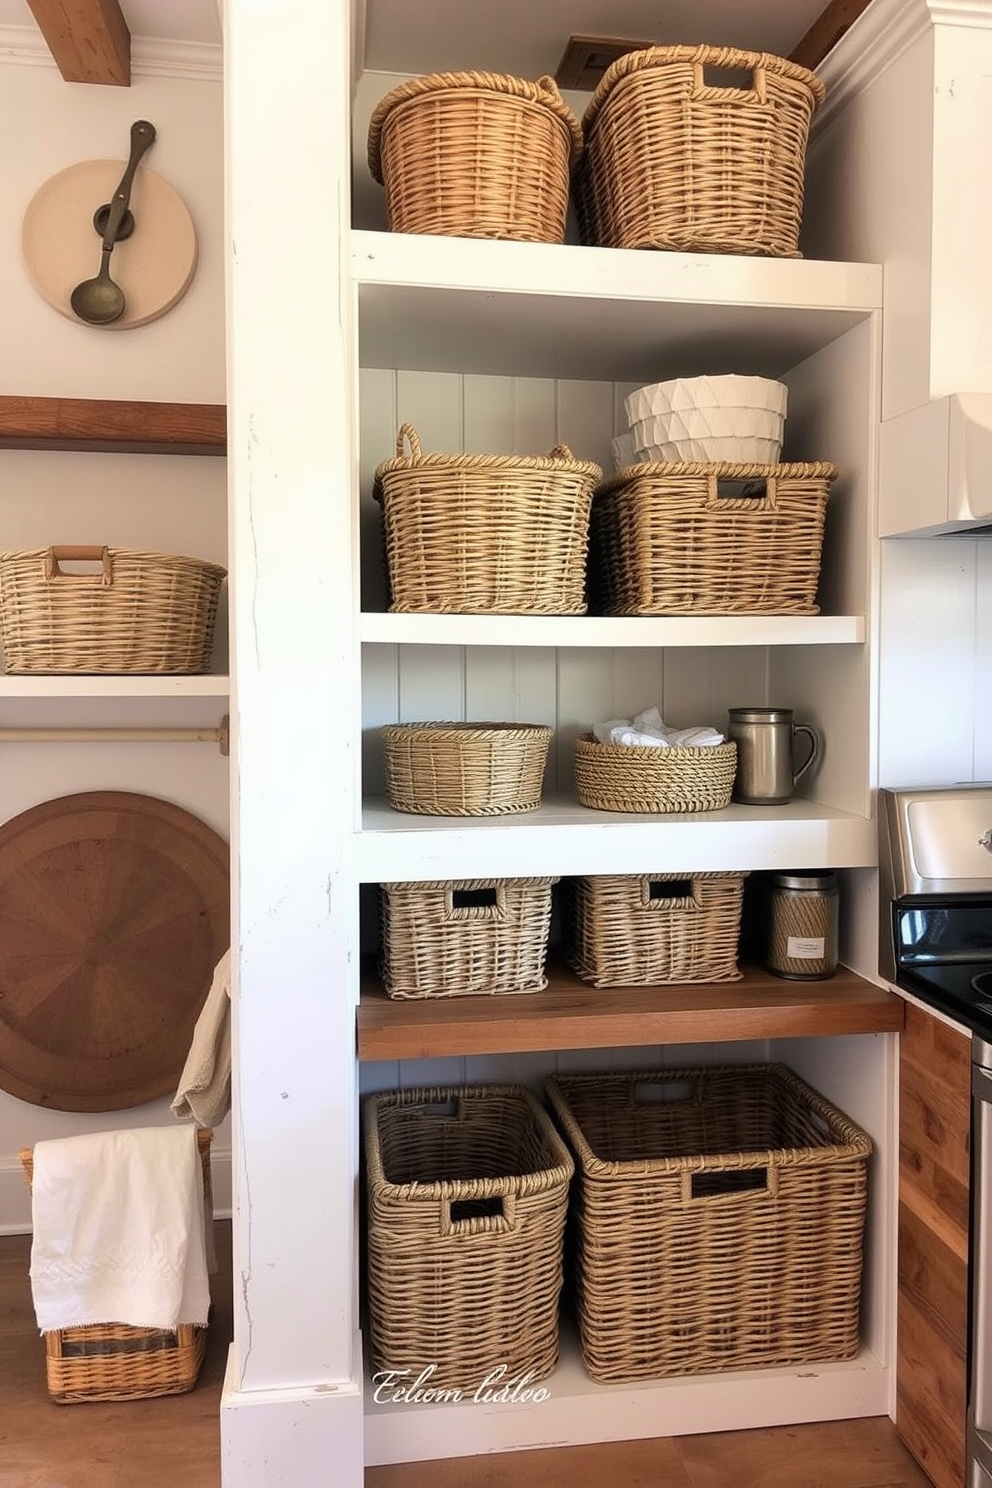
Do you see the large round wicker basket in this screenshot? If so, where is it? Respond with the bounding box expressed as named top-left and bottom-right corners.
top-left (383, 722), bottom-right (553, 816)
top-left (574, 733), bottom-right (737, 813)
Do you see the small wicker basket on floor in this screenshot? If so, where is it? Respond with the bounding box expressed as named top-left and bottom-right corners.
top-left (0, 545), bottom-right (226, 673)
top-left (544, 1064), bottom-right (871, 1383)
top-left (379, 877), bottom-right (558, 999)
top-left (575, 44), bottom-right (825, 256)
top-left (382, 721), bottom-right (553, 816)
top-left (364, 1084), bottom-right (574, 1392)
top-left (19, 1129), bottom-right (213, 1404)
top-left (590, 462), bottom-right (836, 616)
top-left (563, 872), bottom-right (747, 987)
top-left (574, 733), bottom-right (737, 814)
top-left (368, 72), bottom-right (582, 243)
top-left (373, 424), bottom-right (601, 615)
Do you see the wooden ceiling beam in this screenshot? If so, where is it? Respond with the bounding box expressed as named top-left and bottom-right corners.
top-left (790, 0), bottom-right (874, 71)
top-left (24, 0), bottom-right (131, 86)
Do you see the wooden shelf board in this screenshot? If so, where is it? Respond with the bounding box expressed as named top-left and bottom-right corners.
top-left (358, 959), bottom-right (904, 1061)
top-left (0, 396), bottom-right (226, 455)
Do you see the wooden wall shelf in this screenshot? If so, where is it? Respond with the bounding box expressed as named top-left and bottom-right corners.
top-left (0, 396), bottom-right (227, 455)
top-left (358, 959), bottom-right (905, 1061)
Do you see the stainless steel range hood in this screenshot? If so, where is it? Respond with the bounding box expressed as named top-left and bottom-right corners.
top-left (879, 393), bottom-right (992, 538)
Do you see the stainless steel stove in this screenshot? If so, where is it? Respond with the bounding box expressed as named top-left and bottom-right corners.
top-left (879, 784), bottom-right (992, 1487)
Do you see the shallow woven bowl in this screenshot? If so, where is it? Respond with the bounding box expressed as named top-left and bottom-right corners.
top-left (625, 376), bottom-right (788, 426)
top-left (383, 722), bottom-right (553, 816)
top-left (574, 733), bottom-right (737, 814)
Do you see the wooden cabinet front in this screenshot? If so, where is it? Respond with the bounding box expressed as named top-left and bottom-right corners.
top-left (897, 998), bottom-right (971, 1488)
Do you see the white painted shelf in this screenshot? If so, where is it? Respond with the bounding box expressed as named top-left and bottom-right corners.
top-left (353, 229), bottom-right (883, 381)
top-left (0, 674), bottom-right (230, 698)
top-left (357, 795), bottom-right (875, 882)
top-left (364, 1333), bottom-right (889, 1466)
top-left (360, 613), bottom-right (866, 648)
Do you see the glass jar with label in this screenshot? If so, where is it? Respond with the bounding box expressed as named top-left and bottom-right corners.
top-left (765, 871), bottom-right (839, 980)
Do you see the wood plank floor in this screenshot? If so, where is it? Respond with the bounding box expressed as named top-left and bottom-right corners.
top-left (1, 1224), bottom-right (934, 1488)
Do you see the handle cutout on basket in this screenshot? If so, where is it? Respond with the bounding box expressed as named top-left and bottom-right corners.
top-left (689, 1168), bottom-right (770, 1200)
top-left (633, 1079), bottom-right (696, 1105)
top-left (450, 1196), bottom-right (504, 1224)
top-left (417, 1099), bottom-right (458, 1120)
top-left (44, 545), bottom-right (112, 585)
top-left (706, 476), bottom-right (778, 511)
top-left (694, 61), bottom-right (766, 105)
top-left (646, 878), bottom-right (695, 908)
top-left (442, 1192), bottom-right (516, 1235)
top-left (445, 884), bottom-right (505, 921)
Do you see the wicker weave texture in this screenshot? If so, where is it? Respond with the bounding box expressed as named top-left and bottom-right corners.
top-left (382, 722), bottom-right (553, 816)
top-left (368, 72), bottom-right (582, 243)
top-left (0, 546), bottom-right (226, 674)
top-left (19, 1130), bottom-right (213, 1403)
top-left (364, 1084), bottom-right (574, 1391)
top-left (575, 45), bottom-right (825, 256)
top-left (590, 462), bottom-right (835, 616)
top-left (563, 873), bottom-right (747, 987)
top-left (573, 734), bottom-right (737, 814)
top-left (545, 1064), bottom-right (871, 1383)
top-left (374, 425), bottom-right (601, 615)
top-left (379, 877), bottom-right (558, 999)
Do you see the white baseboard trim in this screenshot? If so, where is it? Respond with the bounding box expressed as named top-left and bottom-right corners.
top-left (0, 1144), bottom-right (233, 1235)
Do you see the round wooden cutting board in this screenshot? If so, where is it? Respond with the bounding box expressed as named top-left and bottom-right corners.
top-left (0, 791), bottom-right (229, 1112)
top-left (21, 159), bottom-right (198, 330)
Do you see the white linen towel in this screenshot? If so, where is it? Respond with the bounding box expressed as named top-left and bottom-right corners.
top-left (593, 706), bottom-right (725, 750)
top-left (171, 948), bottom-right (232, 1128)
top-left (29, 1126), bottom-right (210, 1334)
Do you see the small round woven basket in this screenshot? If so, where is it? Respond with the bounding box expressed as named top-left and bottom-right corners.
top-left (383, 722), bottom-right (553, 817)
top-left (368, 71), bottom-right (582, 243)
top-left (574, 733), bottom-right (737, 813)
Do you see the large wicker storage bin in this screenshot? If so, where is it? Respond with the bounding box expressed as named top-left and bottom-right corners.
top-left (19, 1129), bottom-right (213, 1404)
top-left (368, 72), bottom-right (582, 243)
top-left (563, 873), bottom-right (747, 987)
top-left (379, 877), bottom-right (558, 999)
top-left (544, 1064), bottom-right (871, 1383)
top-left (373, 425), bottom-right (601, 615)
top-left (364, 1084), bottom-right (574, 1392)
top-left (575, 45), bottom-right (825, 256)
top-left (382, 721), bottom-right (553, 816)
top-left (574, 733), bottom-right (737, 813)
top-left (0, 545), bottom-right (226, 673)
top-left (590, 462), bottom-right (836, 616)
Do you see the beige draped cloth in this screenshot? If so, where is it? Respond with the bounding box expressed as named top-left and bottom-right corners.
top-left (171, 949), bottom-right (232, 1128)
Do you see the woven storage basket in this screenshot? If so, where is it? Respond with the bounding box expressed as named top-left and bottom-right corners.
top-left (575, 45), bottom-right (826, 256)
top-left (0, 545), bottom-right (226, 673)
top-left (373, 424), bottom-right (601, 615)
top-left (563, 872), bottom-right (747, 987)
top-left (544, 1064), bottom-right (871, 1383)
top-left (590, 462), bottom-right (836, 616)
top-left (368, 72), bottom-right (582, 243)
top-left (382, 721), bottom-right (553, 816)
top-left (19, 1129), bottom-right (213, 1404)
top-left (574, 733), bottom-right (737, 813)
top-left (364, 1084), bottom-right (574, 1392)
top-left (379, 877), bottom-right (558, 999)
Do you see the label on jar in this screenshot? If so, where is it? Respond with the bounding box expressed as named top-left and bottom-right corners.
top-left (786, 936), bottom-right (826, 959)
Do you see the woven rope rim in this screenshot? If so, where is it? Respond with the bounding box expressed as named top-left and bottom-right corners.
top-left (596, 460), bottom-right (838, 497)
top-left (582, 44), bottom-right (826, 136)
top-left (576, 732), bottom-right (737, 761)
top-left (373, 422), bottom-right (602, 498)
top-left (368, 71), bottom-right (583, 182)
top-left (0, 546), bottom-right (227, 577)
top-left (382, 721), bottom-right (552, 739)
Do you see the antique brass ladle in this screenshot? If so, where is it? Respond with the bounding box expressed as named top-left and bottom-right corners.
top-left (70, 120), bottom-right (156, 326)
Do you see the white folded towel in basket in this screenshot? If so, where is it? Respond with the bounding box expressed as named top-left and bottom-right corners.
top-left (29, 1125), bottom-right (210, 1334)
top-left (171, 948), bottom-right (232, 1128)
top-left (593, 706), bottom-right (725, 749)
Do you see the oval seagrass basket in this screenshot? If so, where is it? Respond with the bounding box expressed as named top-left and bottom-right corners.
top-left (368, 71), bottom-right (583, 243)
top-left (383, 722), bottom-right (553, 817)
top-left (574, 733), bottom-right (737, 813)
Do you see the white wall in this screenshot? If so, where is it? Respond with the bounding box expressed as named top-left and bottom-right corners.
top-left (0, 46), bottom-right (229, 1230)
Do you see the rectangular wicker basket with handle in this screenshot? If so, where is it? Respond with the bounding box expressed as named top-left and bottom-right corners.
top-left (544, 1064), bottom-right (871, 1384)
top-left (19, 1128), bottom-right (213, 1404)
top-left (364, 1084), bottom-right (574, 1393)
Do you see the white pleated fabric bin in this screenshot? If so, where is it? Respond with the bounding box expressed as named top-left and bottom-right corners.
top-left (625, 376), bottom-right (788, 464)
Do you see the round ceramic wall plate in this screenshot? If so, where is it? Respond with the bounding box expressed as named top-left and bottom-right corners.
top-left (22, 159), bottom-right (198, 330)
top-left (0, 791), bottom-right (229, 1111)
